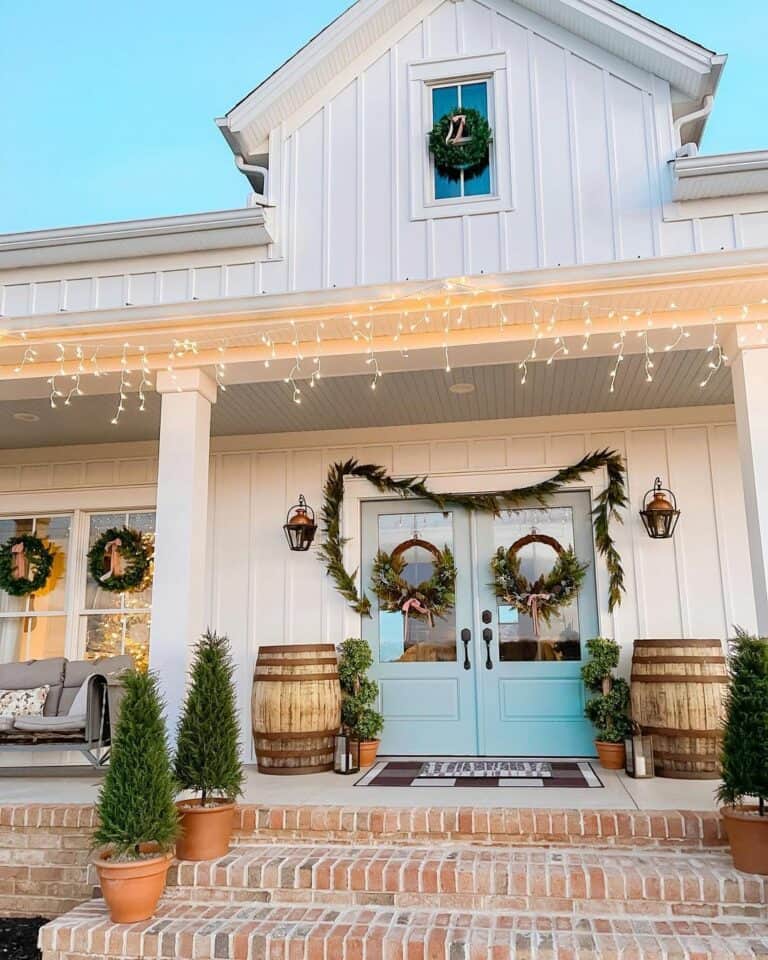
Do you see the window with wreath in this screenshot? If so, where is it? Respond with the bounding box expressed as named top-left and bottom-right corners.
top-left (80, 511), bottom-right (155, 672)
top-left (0, 515), bottom-right (72, 664)
top-left (431, 79), bottom-right (492, 201)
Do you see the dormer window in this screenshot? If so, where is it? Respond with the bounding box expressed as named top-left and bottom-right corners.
top-left (409, 52), bottom-right (513, 221)
top-left (431, 80), bottom-right (492, 200)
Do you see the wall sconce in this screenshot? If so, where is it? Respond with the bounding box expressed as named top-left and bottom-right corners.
top-left (639, 478), bottom-right (680, 540)
top-left (333, 733), bottom-right (360, 775)
top-left (283, 494), bottom-right (317, 552)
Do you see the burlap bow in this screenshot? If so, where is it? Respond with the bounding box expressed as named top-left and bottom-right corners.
top-left (100, 538), bottom-right (125, 582)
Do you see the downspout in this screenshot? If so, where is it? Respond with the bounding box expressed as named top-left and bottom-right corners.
top-left (673, 95), bottom-right (714, 158)
top-left (234, 156), bottom-right (276, 207)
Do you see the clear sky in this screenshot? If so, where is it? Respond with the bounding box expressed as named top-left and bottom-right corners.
top-left (1, 0), bottom-right (766, 234)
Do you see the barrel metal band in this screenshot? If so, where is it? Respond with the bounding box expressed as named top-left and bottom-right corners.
top-left (632, 656), bottom-right (725, 664)
top-left (254, 672), bottom-right (340, 681)
top-left (254, 729), bottom-right (339, 741)
top-left (256, 657), bottom-right (338, 666)
top-left (633, 639), bottom-right (721, 648)
top-left (630, 674), bottom-right (728, 683)
top-left (642, 725), bottom-right (723, 738)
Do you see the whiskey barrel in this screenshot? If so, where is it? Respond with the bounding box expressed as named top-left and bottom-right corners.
top-left (630, 639), bottom-right (727, 779)
top-left (251, 643), bottom-right (341, 775)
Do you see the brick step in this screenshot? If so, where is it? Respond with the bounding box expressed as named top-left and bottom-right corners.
top-left (170, 843), bottom-right (768, 919)
top-left (39, 899), bottom-right (768, 959)
top-left (235, 806), bottom-right (727, 849)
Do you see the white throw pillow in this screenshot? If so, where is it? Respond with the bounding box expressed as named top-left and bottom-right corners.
top-left (0, 684), bottom-right (50, 718)
top-left (67, 676), bottom-right (93, 717)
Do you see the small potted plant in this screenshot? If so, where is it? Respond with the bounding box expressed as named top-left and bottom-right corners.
top-left (174, 630), bottom-right (244, 860)
top-left (717, 628), bottom-right (768, 875)
top-left (338, 637), bottom-right (384, 767)
top-left (581, 636), bottom-right (632, 769)
top-left (92, 669), bottom-right (179, 923)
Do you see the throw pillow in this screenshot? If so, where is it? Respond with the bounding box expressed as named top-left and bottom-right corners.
top-left (0, 685), bottom-right (50, 718)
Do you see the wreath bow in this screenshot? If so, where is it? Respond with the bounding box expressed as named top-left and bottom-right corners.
top-left (10, 542), bottom-right (30, 581)
top-left (101, 538), bottom-right (125, 582)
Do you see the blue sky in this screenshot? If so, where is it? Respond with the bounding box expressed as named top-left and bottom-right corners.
top-left (1, 0), bottom-right (766, 233)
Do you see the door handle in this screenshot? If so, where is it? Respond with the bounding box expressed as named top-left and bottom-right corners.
top-left (483, 628), bottom-right (493, 670)
top-left (461, 628), bottom-right (471, 670)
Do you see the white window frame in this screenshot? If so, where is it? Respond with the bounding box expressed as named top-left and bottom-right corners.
top-left (408, 52), bottom-right (515, 221)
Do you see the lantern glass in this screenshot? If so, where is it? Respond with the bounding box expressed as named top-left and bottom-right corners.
top-left (333, 733), bottom-right (360, 775)
top-left (624, 734), bottom-right (655, 778)
top-left (639, 478), bottom-right (680, 540)
top-left (283, 495), bottom-right (318, 552)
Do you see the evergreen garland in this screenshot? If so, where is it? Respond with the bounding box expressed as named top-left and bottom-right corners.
top-left (0, 534), bottom-right (54, 597)
top-left (429, 107), bottom-right (492, 175)
top-left (174, 630), bottom-right (244, 806)
top-left (93, 670), bottom-right (179, 861)
top-left (491, 544), bottom-right (588, 626)
top-left (319, 450), bottom-right (627, 617)
top-left (370, 545), bottom-right (456, 622)
top-left (717, 628), bottom-right (768, 816)
top-left (87, 526), bottom-right (152, 594)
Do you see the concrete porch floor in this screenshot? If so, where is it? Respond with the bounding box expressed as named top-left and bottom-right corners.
top-left (0, 758), bottom-right (720, 811)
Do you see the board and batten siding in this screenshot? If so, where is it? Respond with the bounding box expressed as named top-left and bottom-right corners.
top-left (0, 408), bottom-right (756, 752)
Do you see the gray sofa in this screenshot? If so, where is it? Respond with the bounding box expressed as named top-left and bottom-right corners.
top-left (0, 654), bottom-right (132, 767)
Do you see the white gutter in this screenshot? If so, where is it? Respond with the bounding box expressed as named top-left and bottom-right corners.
top-left (234, 156), bottom-right (275, 207)
top-left (0, 208), bottom-right (272, 269)
top-left (672, 149), bottom-right (768, 201)
top-left (673, 95), bottom-right (714, 157)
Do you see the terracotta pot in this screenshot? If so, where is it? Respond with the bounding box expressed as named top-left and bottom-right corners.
top-left (176, 799), bottom-right (236, 861)
top-left (94, 847), bottom-right (172, 923)
top-left (721, 805), bottom-right (768, 875)
top-left (358, 739), bottom-right (381, 768)
top-left (595, 740), bottom-right (626, 770)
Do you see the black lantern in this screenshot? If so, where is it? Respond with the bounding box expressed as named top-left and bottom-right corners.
top-left (639, 477), bottom-right (680, 540)
top-left (283, 495), bottom-right (317, 552)
top-left (333, 733), bottom-right (360, 775)
top-left (625, 728), bottom-right (655, 779)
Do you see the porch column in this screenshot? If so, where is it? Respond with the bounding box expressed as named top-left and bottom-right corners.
top-left (731, 340), bottom-right (768, 634)
top-left (150, 368), bottom-right (217, 731)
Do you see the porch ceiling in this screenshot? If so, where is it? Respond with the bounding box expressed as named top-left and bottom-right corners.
top-left (0, 348), bottom-right (732, 449)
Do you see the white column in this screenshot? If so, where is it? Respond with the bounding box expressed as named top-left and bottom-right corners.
top-left (731, 341), bottom-right (768, 635)
top-left (150, 368), bottom-right (217, 731)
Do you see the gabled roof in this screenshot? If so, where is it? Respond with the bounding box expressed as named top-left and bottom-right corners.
top-left (217, 0), bottom-right (725, 159)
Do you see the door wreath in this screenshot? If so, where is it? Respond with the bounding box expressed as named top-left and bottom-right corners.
top-left (370, 538), bottom-right (456, 633)
top-left (87, 526), bottom-right (152, 593)
top-left (491, 532), bottom-right (588, 635)
top-left (0, 534), bottom-right (55, 597)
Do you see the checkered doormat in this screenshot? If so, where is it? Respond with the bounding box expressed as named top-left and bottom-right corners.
top-left (355, 758), bottom-right (603, 788)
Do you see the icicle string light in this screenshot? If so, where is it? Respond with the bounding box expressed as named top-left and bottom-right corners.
top-left (700, 321), bottom-right (728, 388)
top-left (111, 343), bottom-right (132, 425)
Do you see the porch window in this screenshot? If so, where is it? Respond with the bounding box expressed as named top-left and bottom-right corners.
top-left (0, 515), bottom-right (72, 664)
top-left (431, 80), bottom-right (492, 201)
top-left (80, 511), bottom-right (155, 672)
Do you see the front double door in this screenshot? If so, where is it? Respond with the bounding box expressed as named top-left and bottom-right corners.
top-left (360, 492), bottom-right (598, 757)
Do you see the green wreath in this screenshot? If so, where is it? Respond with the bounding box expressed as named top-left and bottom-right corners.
top-left (429, 107), bottom-right (492, 175)
top-left (0, 534), bottom-right (55, 597)
top-left (87, 526), bottom-right (152, 594)
top-left (371, 542), bottom-right (456, 625)
top-left (491, 534), bottom-right (588, 629)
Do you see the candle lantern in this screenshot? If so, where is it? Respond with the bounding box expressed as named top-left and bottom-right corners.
top-left (333, 733), bottom-right (360, 775)
top-left (625, 729), bottom-right (655, 779)
top-left (283, 495), bottom-right (318, 552)
top-left (639, 477), bottom-right (680, 540)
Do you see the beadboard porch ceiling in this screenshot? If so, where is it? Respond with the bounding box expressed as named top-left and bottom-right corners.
top-left (0, 348), bottom-right (732, 449)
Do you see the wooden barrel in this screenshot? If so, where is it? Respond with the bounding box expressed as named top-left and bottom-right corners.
top-left (251, 643), bottom-right (341, 775)
top-left (630, 639), bottom-right (728, 779)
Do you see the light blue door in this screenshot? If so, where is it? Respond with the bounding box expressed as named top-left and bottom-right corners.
top-left (360, 492), bottom-right (599, 757)
top-left (474, 492), bottom-right (598, 757)
top-left (361, 500), bottom-right (477, 755)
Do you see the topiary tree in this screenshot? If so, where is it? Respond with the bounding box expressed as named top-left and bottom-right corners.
top-left (174, 630), bottom-right (244, 806)
top-left (93, 669), bottom-right (179, 860)
top-left (581, 636), bottom-right (632, 743)
top-left (717, 628), bottom-right (768, 816)
top-left (338, 638), bottom-right (384, 742)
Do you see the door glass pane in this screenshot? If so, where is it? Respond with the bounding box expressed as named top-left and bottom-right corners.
top-left (30, 516), bottom-right (71, 612)
top-left (376, 511), bottom-right (456, 663)
top-left (85, 512), bottom-right (155, 610)
top-left (84, 613), bottom-right (150, 672)
top-left (0, 615), bottom-right (67, 663)
top-left (0, 518), bottom-right (33, 616)
top-left (492, 507), bottom-right (582, 662)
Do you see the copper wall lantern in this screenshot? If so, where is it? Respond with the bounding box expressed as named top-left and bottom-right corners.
top-left (639, 477), bottom-right (680, 540)
top-left (283, 495), bottom-right (317, 552)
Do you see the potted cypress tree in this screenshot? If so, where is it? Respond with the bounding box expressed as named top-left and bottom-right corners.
top-left (92, 669), bottom-right (179, 923)
top-left (581, 636), bottom-right (632, 769)
top-left (338, 638), bottom-right (384, 767)
top-left (717, 628), bottom-right (768, 875)
top-left (174, 630), bottom-right (244, 860)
